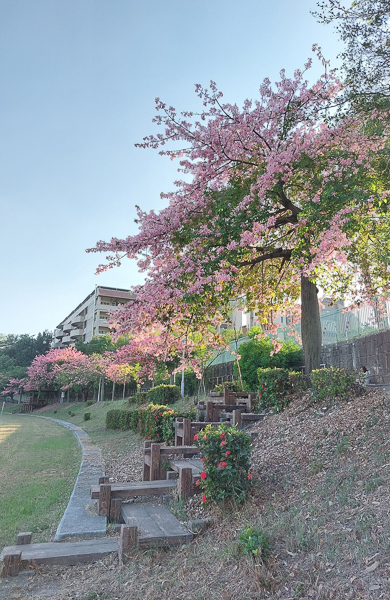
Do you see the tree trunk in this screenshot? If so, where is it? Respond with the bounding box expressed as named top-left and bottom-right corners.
top-left (300, 275), bottom-right (322, 375)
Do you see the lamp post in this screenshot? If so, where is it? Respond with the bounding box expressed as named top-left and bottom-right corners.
top-left (181, 337), bottom-right (185, 398)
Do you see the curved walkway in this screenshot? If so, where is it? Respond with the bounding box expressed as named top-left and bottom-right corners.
top-left (40, 418), bottom-right (107, 541)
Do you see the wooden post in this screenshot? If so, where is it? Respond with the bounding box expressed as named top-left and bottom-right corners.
top-left (2, 551), bottom-right (22, 576)
top-left (233, 409), bottom-right (242, 428)
top-left (150, 443), bottom-right (162, 481)
top-left (109, 498), bottom-right (122, 523)
top-left (143, 440), bottom-right (152, 481)
top-left (223, 386), bottom-right (228, 403)
top-left (206, 401), bottom-right (214, 422)
top-left (98, 483), bottom-right (111, 516)
top-left (16, 532), bottom-right (32, 545)
top-left (118, 525), bottom-right (138, 564)
top-left (175, 417), bottom-right (183, 446)
top-left (99, 476), bottom-right (109, 485)
top-left (178, 467), bottom-right (192, 500)
top-left (183, 418), bottom-right (192, 446)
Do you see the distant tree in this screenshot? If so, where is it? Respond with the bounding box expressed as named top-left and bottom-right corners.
top-left (314, 0), bottom-right (390, 100)
top-left (0, 331), bottom-right (52, 367)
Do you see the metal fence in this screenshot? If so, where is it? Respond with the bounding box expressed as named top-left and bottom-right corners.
top-left (209, 300), bottom-right (390, 365)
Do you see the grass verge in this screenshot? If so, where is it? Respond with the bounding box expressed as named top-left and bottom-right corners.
top-left (0, 414), bottom-right (81, 549)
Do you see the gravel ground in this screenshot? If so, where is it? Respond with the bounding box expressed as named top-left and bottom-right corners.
top-left (2, 388), bottom-right (390, 599)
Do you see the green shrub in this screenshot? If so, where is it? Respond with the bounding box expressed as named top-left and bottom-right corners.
top-left (236, 527), bottom-right (271, 560)
top-left (105, 409), bottom-right (132, 430)
top-left (310, 367), bottom-right (359, 402)
top-left (256, 368), bottom-right (291, 413)
top-left (234, 329), bottom-right (302, 391)
top-left (83, 412), bottom-right (91, 421)
top-left (146, 385), bottom-right (181, 405)
top-left (194, 424), bottom-right (252, 504)
top-left (86, 400), bottom-right (94, 407)
top-left (213, 380), bottom-right (242, 393)
top-left (132, 391), bottom-right (147, 405)
top-left (288, 371), bottom-right (307, 394)
top-left (105, 403), bottom-right (196, 442)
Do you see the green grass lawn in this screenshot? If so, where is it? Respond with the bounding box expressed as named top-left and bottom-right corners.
top-left (0, 413), bottom-right (81, 549)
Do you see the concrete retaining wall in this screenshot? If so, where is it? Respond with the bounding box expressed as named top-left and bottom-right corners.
top-left (321, 329), bottom-right (390, 384)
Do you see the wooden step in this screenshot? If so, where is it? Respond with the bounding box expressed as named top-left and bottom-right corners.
top-left (121, 503), bottom-right (192, 547)
top-left (91, 479), bottom-right (177, 500)
top-left (169, 458), bottom-right (204, 478)
top-left (0, 538), bottom-right (118, 570)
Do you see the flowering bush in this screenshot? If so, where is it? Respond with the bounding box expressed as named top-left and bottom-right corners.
top-left (194, 424), bottom-right (252, 504)
top-left (105, 403), bottom-right (195, 443)
top-left (256, 368), bottom-right (292, 413)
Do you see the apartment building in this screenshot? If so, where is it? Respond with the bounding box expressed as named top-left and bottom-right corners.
top-left (53, 286), bottom-right (135, 348)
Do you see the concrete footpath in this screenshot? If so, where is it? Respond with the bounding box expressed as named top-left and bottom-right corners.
top-left (40, 418), bottom-right (107, 541)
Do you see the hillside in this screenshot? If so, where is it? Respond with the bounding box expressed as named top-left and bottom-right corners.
top-left (1, 388), bottom-right (390, 600)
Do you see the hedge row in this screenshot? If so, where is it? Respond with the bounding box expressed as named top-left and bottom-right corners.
top-left (106, 403), bottom-right (196, 444)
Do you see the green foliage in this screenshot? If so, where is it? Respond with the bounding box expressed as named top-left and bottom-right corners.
top-left (75, 335), bottom-right (116, 355)
top-left (83, 412), bottom-right (91, 421)
top-left (146, 384), bottom-right (181, 405)
top-left (105, 404), bottom-right (195, 443)
top-left (237, 527), bottom-right (271, 560)
top-left (105, 409), bottom-right (133, 430)
top-left (235, 332), bottom-right (302, 391)
top-left (213, 380), bottom-right (242, 392)
top-left (132, 391), bottom-right (147, 405)
top-left (174, 371), bottom-right (199, 396)
top-left (256, 368), bottom-right (292, 413)
top-left (0, 331), bottom-right (52, 367)
top-left (194, 424), bottom-right (252, 504)
top-left (310, 367), bottom-right (359, 402)
top-left (288, 371), bottom-right (308, 394)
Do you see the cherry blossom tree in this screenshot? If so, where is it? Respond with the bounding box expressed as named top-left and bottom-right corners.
top-left (90, 57), bottom-right (389, 373)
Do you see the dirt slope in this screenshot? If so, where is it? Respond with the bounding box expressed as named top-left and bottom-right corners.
top-left (1, 388), bottom-right (390, 599)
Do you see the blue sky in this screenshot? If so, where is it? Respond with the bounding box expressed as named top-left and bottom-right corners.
top-left (0, 0), bottom-right (342, 335)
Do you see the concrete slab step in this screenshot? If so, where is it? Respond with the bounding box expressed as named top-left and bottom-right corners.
top-left (121, 503), bottom-right (192, 547)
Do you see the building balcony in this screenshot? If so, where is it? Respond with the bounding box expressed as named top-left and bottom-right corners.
top-left (70, 328), bottom-right (84, 339)
top-left (62, 335), bottom-right (71, 344)
top-left (71, 314), bottom-right (85, 326)
top-left (55, 329), bottom-right (65, 338)
top-left (62, 323), bottom-right (74, 333)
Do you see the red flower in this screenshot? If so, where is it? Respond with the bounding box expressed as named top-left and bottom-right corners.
top-left (195, 479), bottom-right (200, 486)
top-left (286, 395), bottom-right (289, 398)
top-left (220, 440), bottom-right (227, 446)
top-left (200, 471), bottom-right (207, 480)
top-left (159, 412), bottom-right (162, 416)
top-left (200, 457), bottom-right (206, 462)
top-left (220, 432), bottom-right (225, 438)
top-left (202, 494), bottom-right (207, 503)
top-left (203, 434), bottom-right (207, 440)
top-left (193, 434), bottom-right (199, 441)
top-left (225, 451), bottom-right (231, 456)
top-left (248, 473), bottom-right (252, 480)
top-left (218, 461), bottom-right (228, 469)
